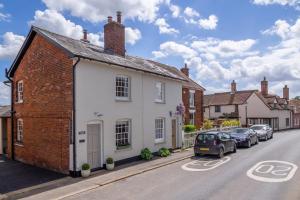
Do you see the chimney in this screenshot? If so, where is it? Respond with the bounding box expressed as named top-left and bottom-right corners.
top-left (231, 80), bottom-right (237, 93)
top-left (261, 76), bottom-right (268, 96)
top-left (80, 29), bottom-right (89, 43)
top-left (180, 63), bottom-right (189, 77)
top-left (104, 12), bottom-right (125, 56)
top-left (283, 85), bottom-right (289, 100)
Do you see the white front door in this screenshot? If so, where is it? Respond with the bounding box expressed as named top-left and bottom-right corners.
top-left (87, 123), bottom-right (102, 169)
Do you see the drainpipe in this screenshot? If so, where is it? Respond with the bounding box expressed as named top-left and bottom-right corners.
top-left (72, 57), bottom-right (80, 176)
top-left (5, 68), bottom-right (14, 160)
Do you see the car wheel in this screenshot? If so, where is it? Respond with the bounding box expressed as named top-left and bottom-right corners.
top-left (256, 137), bottom-right (259, 145)
top-left (270, 133), bottom-right (273, 139)
top-left (247, 140), bottom-right (251, 148)
top-left (232, 144), bottom-right (237, 153)
top-left (265, 134), bottom-right (268, 141)
top-left (194, 153), bottom-right (200, 157)
top-left (218, 148), bottom-right (224, 158)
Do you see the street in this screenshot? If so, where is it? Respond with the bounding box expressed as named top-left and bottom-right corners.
top-left (64, 129), bottom-right (300, 200)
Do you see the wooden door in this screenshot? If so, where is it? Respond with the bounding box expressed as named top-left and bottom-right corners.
top-left (172, 119), bottom-right (177, 148)
top-left (87, 124), bottom-right (101, 169)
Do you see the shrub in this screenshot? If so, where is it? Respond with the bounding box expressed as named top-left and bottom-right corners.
top-left (106, 157), bottom-right (114, 164)
top-left (82, 163), bottom-right (90, 170)
top-left (203, 120), bottom-right (213, 130)
top-left (140, 148), bottom-right (153, 160)
top-left (183, 124), bottom-right (196, 133)
top-left (158, 147), bottom-right (171, 157)
top-left (221, 120), bottom-right (240, 127)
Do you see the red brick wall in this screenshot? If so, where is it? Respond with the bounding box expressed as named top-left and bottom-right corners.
top-left (10, 34), bottom-right (73, 174)
top-left (293, 113), bottom-right (300, 128)
top-left (182, 87), bottom-right (203, 129)
top-left (104, 21), bottom-right (125, 56)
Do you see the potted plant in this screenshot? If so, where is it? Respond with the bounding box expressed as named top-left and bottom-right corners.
top-left (106, 157), bottom-right (115, 170)
top-left (81, 163), bottom-right (91, 177)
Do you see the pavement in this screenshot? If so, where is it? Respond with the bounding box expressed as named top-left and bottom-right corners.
top-left (23, 129), bottom-right (300, 200)
top-left (2, 148), bottom-right (193, 200)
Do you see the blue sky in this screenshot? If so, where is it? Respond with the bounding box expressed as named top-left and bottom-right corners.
top-left (1, 0), bottom-right (300, 105)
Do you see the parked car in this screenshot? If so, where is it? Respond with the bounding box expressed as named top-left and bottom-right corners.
top-left (194, 131), bottom-right (237, 158)
top-left (229, 128), bottom-right (258, 148)
top-left (250, 124), bottom-right (273, 141)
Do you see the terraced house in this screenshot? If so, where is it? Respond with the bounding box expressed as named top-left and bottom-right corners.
top-left (204, 78), bottom-right (293, 130)
top-left (5, 12), bottom-right (204, 175)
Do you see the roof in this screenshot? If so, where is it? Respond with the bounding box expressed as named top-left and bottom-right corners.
top-left (204, 90), bottom-right (256, 106)
top-left (8, 26), bottom-right (192, 83)
top-left (0, 106), bottom-right (10, 117)
top-left (289, 99), bottom-right (300, 113)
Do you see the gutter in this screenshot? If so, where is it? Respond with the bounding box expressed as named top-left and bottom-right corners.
top-left (72, 57), bottom-right (80, 176)
top-left (5, 68), bottom-right (14, 160)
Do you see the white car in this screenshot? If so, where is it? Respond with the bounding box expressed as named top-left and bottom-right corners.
top-left (250, 124), bottom-right (273, 141)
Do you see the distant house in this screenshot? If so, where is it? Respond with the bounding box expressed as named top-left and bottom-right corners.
top-left (0, 105), bottom-right (10, 155)
top-left (204, 78), bottom-right (292, 130)
top-left (289, 99), bottom-right (300, 129)
top-left (5, 12), bottom-right (203, 175)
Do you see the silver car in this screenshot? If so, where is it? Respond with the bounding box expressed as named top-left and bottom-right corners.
top-left (250, 124), bottom-right (273, 141)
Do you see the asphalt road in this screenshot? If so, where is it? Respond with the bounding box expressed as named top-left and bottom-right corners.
top-left (65, 129), bottom-right (300, 200)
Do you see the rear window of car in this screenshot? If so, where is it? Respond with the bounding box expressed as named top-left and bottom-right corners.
top-left (234, 129), bottom-right (248, 133)
top-left (251, 126), bottom-right (264, 130)
top-left (197, 134), bottom-right (215, 141)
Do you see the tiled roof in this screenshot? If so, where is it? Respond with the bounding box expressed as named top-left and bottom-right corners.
top-left (203, 90), bottom-right (256, 106)
top-left (0, 105), bottom-right (10, 117)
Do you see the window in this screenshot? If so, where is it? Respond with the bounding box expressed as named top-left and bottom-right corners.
top-left (16, 80), bottom-right (24, 103)
top-left (115, 76), bottom-right (130, 100)
top-left (286, 118), bottom-right (290, 127)
top-left (155, 82), bottom-right (165, 103)
top-left (189, 90), bottom-right (195, 107)
top-left (17, 119), bottom-right (23, 143)
top-left (189, 112), bottom-right (195, 125)
top-left (215, 105), bottom-right (221, 113)
top-left (155, 118), bottom-right (165, 143)
top-left (116, 120), bottom-right (131, 149)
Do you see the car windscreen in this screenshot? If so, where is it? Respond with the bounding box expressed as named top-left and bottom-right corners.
top-left (197, 134), bottom-right (216, 142)
top-left (232, 129), bottom-right (248, 134)
top-left (251, 126), bottom-right (264, 130)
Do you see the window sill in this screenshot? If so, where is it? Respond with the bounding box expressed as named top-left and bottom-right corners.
top-left (115, 145), bottom-right (132, 152)
top-left (154, 100), bottom-right (165, 104)
top-left (155, 140), bottom-right (165, 145)
top-left (15, 101), bottom-right (23, 104)
top-left (14, 143), bottom-right (24, 147)
top-left (115, 98), bottom-right (131, 102)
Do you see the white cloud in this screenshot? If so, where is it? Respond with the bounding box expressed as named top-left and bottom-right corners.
top-left (170, 4), bottom-right (180, 18)
top-left (154, 18), bottom-right (179, 35)
top-left (199, 15), bottom-right (218, 30)
top-left (125, 27), bottom-right (142, 45)
top-left (42, 0), bottom-right (166, 23)
top-left (0, 3), bottom-right (10, 22)
top-left (0, 32), bottom-right (25, 60)
top-left (152, 41), bottom-right (197, 59)
top-left (183, 7), bottom-right (200, 18)
top-left (0, 82), bottom-right (10, 105)
top-left (29, 9), bottom-right (103, 46)
top-left (253, 0), bottom-right (300, 9)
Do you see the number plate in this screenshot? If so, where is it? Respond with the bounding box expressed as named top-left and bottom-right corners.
top-left (200, 148), bottom-right (209, 151)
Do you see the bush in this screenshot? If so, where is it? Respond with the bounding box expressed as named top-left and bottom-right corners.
top-left (106, 157), bottom-right (114, 164)
top-left (203, 120), bottom-right (213, 130)
top-left (183, 124), bottom-right (196, 133)
top-left (82, 163), bottom-right (90, 170)
top-left (158, 147), bottom-right (171, 157)
top-left (140, 148), bottom-right (153, 160)
top-left (222, 120), bottom-right (240, 127)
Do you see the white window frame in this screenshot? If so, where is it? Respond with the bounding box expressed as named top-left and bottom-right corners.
top-left (155, 118), bottom-right (165, 143)
top-left (115, 119), bottom-right (131, 149)
top-left (17, 80), bottom-right (24, 103)
top-left (189, 90), bottom-right (195, 108)
top-left (155, 82), bottom-right (165, 103)
top-left (17, 119), bottom-right (23, 143)
top-left (115, 75), bottom-right (130, 101)
top-left (189, 111), bottom-right (195, 125)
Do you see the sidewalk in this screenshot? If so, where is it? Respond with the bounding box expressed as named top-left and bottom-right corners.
top-left (3, 148), bottom-right (193, 200)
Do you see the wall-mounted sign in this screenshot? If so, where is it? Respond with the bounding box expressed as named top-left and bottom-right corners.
top-left (79, 131), bottom-right (86, 135)
top-left (79, 139), bottom-right (85, 143)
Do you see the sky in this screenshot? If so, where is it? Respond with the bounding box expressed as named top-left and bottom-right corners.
top-left (0, 0), bottom-right (300, 105)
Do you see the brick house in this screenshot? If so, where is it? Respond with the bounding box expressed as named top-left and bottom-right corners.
top-left (5, 12), bottom-right (203, 175)
top-left (204, 78), bottom-right (293, 130)
top-left (289, 98), bottom-right (300, 128)
top-left (180, 64), bottom-right (205, 129)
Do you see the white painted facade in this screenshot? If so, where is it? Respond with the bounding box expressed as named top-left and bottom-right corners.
top-left (72, 59), bottom-right (183, 171)
top-left (204, 93), bottom-right (292, 130)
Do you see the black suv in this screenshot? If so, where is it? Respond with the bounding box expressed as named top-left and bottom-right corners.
top-left (194, 131), bottom-right (237, 158)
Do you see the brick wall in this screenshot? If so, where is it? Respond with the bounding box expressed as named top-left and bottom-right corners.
top-left (10, 34), bottom-right (73, 174)
top-left (182, 87), bottom-right (203, 129)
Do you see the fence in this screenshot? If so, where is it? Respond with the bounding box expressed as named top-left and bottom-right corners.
top-left (182, 126), bottom-right (238, 149)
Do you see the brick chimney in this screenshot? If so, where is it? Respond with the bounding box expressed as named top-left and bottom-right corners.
top-left (80, 29), bottom-right (89, 43)
top-left (104, 11), bottom-right (125, 56)
top-left (231, 80), bottom-right (237, 93)
top-left (283, 85), bottom-right (289, 100)
top-left (180, 63), bottom-right (189, 77)
top-left (261, 76), bottom-right (268, 96)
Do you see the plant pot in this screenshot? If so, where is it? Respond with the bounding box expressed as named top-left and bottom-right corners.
top-left (106, 163), bottom-right (115, 170)
top-left (81, 169), bottom-right (91, 177)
